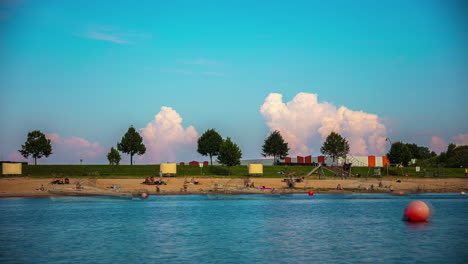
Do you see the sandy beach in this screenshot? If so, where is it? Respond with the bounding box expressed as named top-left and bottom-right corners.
top-left (1, 177), bottom-right (467, 198)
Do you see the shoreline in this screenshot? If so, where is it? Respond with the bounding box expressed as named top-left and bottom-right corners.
top-left (1, 177), bottom-right (467, 198)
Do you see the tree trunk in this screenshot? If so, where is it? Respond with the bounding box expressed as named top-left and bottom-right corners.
top-left (130, 154), bottom-right (133, 165)
top-left (34, 157), bottom-right (37, 165)
top-left (210, 154), bottom-right (213, 165)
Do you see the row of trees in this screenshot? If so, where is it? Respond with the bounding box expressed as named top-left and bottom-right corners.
top-left (387, 142), bottom-right (436, 166)
top-left (196, 129), bottom-right (243, 167)
top-left (19, 127), bottom-right (465, 168)
top-left (17, 128), bottom-right (351, 166)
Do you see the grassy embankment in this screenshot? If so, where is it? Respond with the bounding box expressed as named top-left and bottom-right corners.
top-left (14, 164), bottom-right (467, 179)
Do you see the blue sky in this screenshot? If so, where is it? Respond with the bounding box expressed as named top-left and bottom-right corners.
top-left (1, 0), bottom-right (467, 164)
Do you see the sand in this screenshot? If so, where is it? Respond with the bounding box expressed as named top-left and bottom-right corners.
top-left (1, 177), bottom-right (467, 198)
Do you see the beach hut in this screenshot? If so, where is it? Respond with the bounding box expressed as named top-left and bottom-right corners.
top-left (1, 162), bottom-right (22, 175)
top-left (160, 163), bottom-right (177, 177)
top-left (248, 164), bottom-right (263, 176)
top-left (297, 156), bottom-right (304, 164)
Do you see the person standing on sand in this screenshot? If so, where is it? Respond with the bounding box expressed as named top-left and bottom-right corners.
top-left (183, 183), bottom-right (188, 193)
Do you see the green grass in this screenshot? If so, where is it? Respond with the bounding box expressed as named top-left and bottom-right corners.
top-left (350, 166), bottom-right (466, 178)
top-left (19, 164), bottom-right (329, 178)
top-left (9, 164), bottom-right (467, 179)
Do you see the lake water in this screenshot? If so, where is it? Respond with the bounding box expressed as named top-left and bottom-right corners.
top-left (0, 193), bottom-right (467, 264)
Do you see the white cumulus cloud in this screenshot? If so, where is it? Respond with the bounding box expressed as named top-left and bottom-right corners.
top-left (260, 92), bottom-right (388, 156)
top-left (139, 107), bottom-right (199, 163)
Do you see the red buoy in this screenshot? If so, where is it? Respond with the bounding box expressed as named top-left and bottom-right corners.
top-left (308, 191), bottom-right (314, 196)
top-left (141, 192), bottom-right (149, 198)
top-left (403, 201), bottom-right (430, 222)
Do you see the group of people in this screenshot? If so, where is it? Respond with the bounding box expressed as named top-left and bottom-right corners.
top-left (185, 178), bottom-right (200, 185)
top-left (50, 178), bottom-right (70, 184)
top-left (143, 176), bottom-right (166, 185)
top-left (35, 184), bottom-right (48, 191)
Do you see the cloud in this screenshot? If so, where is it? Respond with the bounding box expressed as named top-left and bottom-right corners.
top-left (452, 133), bottom-right (468, 146)
top-left (7, 134), bottom-right (106, 164)
top-left (429, 136), bottom-right (448, 154)
top-left (45, 134), bottom-right (106, 164)
top-left (8, 151), bottom-right (29, 162)
top-left (260, 92), bottom-right (388, 156)
top-left (79, 25), bottom-right (149, 44)
top-left (139, 107), bottom-right (199, 163)
top-left (83, 31), bottom-right (130, 44)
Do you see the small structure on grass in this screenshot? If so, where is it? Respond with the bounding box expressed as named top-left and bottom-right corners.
top-left (248, 164), bottom-right (263, 176)
top-left (160, 163), bottom-right (177, 177)
top-left (1, 162), bottom-right (23, 176)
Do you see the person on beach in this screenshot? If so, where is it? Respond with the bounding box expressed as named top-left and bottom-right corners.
top-left (36, 184), bottom-right (46, 191)
top-left (183, 183), bottom-right (188, 193)
top-left (336, 184), bottom-right (343, 190)
top-left (64, 178), bottom-right (69, 184)
top-left (150, 176), bottom-right (155, 184)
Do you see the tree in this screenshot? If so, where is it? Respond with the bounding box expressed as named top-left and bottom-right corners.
top-left (445, 145), bottom-right (468, 168)
top-left (437, 143), bottom-right (456, 165)
top-left (117, 126), bottom-right (146, 165)
top-left (19, 130), bottom-right (52, 165)
top-left (197, 129), bottom-right (223, 165)
top-left (437, 143), bottom-right (468, 168)
top-left (320, 132), bottom-right (350, 163)
top-left (406, 143), bottom-right (436, 160)
top-left (107, 147), bottom-right (121, 165)
top-left (387, 142), bottom-right (412, 166)
top-left (217, 137), bottom-right (242, 174)
top-left (262, 130), bottom-right (289, 164)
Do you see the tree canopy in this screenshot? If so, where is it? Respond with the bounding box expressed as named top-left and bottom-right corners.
top-left (387, 142), bottom-right (412, 166)
top-left (262, 130), bottom-right (289, 164)
top-left (19, 130), bottom-right (52, 165)
top-left (197, 129), bottom-right (223, 165)
top-left (107, 147), bottom-right (121, 165)
top-left (217, 137), bottom-right (242, 170)
top-left (320, 132), bottom-right (350, 163)
top-left (405, 143), bottom-right (436, 160)
top-left (117, 126), bottom-right (146, 165)
top-left (437, 143), bottom-right (468, 168)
